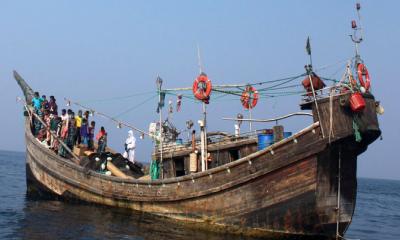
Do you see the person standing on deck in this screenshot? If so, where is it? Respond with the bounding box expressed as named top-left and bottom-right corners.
top-left (83, 110), bottom-right (90, 122)
top-left (58, 114), bottom-right (69, 157)
top-left (42, 110), bottom-right (51, 146)
top-left (31, 92), bottom-right (43, 136)
top-left (49, 115), bottom-right (59, 150)
top-left (96, 126), bottom-right (107, 154)
top-left (80, 118), bottom-right (89, 147)
top-left (48, 96), bottom-right (58, 115)
top-left (60, 109), bottom-right (67, 121)
top-left (66, 112), bottom-right (76, 154)
top-left (31, 92), bottom-right (43, 111)
top-left (41, 95), bottom-right (49, 111)
top-left (88, 121), bottom-right (96, 150)
top-left (58, 111), bottom-right (72, 158)
top-left (74, 110), bottom-right (83, 146)
top-left (124, 130), bottom-right (136, 163)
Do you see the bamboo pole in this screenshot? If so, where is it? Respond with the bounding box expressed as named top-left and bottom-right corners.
top-left (223, 112), bottom-right (313, 123)
top-left (106, 160), bottom-right (133, 179)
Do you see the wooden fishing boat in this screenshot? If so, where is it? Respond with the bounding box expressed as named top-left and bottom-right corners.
top-left (15, 63), bottom-right (381, 239)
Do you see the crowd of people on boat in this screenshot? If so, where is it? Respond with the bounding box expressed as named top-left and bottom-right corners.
top-left (30, 92), bottom-right (108, 158)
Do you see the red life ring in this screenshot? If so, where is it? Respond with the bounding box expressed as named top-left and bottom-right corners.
top-left (241, 86), bottom-right (259, 109)
top-left (193, 74), bottom-right (212, 101)
top-left (357, 63), bottom-right (371, 91)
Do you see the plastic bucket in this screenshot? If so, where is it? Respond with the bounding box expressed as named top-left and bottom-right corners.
top-left (258, 134), bottom-right (274, 150)
top-left (283, 132), bottom-right (292, 139)
top-left (349, 92), bottom-right (366, 112)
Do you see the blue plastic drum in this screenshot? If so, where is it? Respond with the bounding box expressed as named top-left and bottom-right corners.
top-left (257, 134), bottom-right (274, 150)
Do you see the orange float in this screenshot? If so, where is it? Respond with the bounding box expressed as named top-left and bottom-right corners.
top-left (193, 73), bottom-right (212, 101)
top-left (240, 86), bottom-right (259, 109)
top-left (357, 63), bottom-right (371, 91)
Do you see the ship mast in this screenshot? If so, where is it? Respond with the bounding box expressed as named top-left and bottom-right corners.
top-left (350, 2), bottom-right (364, 66)
top-left (197, 45), bottom-right (208, 172)
top-left (156, 76), bottom-right (164, 179)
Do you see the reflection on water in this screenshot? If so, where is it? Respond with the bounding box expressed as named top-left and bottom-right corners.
top-left (15, 198), bottom-right (257, 240)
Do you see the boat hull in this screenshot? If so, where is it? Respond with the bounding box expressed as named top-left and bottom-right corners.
top-left (17, 71), bottom-right (380, 239)
top-left (24, 118), bottom-right (377, 239)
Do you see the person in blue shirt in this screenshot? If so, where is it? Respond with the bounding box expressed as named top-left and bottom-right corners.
top-left (31, 92), bottom-right (44, 136)
top-left (31, 92), bottom-right (43, 111)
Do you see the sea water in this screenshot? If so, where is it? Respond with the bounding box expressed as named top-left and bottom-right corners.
top-left (0, 150), bottom-right (399, 240)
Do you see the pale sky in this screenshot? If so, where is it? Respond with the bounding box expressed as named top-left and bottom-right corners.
top-left (0, 1), bottom-right (398, 180)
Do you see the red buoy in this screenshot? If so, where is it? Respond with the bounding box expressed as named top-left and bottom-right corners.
top-left (357, 63), bottom-right (371, 91)
top-left (192, 73), bottom-right (212, 102)
top-left (349, 92), bottom-right (366, 112)
top-left (240, 86), bottom-right (259, 109)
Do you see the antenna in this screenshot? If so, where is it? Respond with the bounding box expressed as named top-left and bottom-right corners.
top-left (350, 2), bottom-right (364, 63)
top-left (197, 43), bottom-right (203, 74)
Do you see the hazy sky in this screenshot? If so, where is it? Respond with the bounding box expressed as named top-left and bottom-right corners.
top-left (0, 1), bottom-right (398, 180)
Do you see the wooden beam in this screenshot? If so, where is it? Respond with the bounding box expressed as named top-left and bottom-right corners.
top-left (223, 112), bottom-right (313, 123)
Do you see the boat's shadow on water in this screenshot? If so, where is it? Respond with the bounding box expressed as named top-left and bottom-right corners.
top-left (16, 194), bottom-right (273, 240)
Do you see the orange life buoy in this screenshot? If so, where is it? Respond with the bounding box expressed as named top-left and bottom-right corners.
top-left (357, 63), bottom-right (371, 91)
top-left (192, 73), bottom-right (212, 101)
top-left (240, 86), bottom-right (259, 109)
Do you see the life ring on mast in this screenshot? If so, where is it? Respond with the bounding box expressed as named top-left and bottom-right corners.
top-left (241, 86), bottom-right (259, 109)
top-left (193, 73), bottom-right (212, 101)
top-left (357, 63), bottom-right (371, 91)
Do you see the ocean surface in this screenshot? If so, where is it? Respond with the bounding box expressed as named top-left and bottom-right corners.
top-left (0, 150), bottom-right (399, 240)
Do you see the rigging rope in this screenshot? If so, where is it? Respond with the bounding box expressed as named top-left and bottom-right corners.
top-left (112, 94), bottom-right (158, 119)
top-left (69, 64), bottom-right (346, 113)
top-left (70, 57), bottom-right (350, 107)
top-left (64, 98), bottom-right (151, 136)
top-left (79, 90), bottom-right (155, 104)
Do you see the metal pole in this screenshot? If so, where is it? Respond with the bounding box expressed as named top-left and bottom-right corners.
top-left (200, 123), bottom-right (205, 171)
top-left (249, 107), bottom-right (252, 132)
top-left (202, 102), bottom-right (208, 171)
top-left (157, 78), bottom-right (164, 180)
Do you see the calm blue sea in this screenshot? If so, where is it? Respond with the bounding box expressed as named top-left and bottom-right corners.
top-left (0, 150), bottom-right (399, 240)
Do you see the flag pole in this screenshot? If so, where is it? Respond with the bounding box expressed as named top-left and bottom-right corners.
top-left (306, 36), bottom-right (325, 138)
